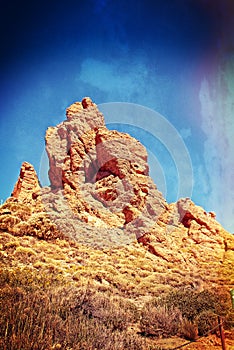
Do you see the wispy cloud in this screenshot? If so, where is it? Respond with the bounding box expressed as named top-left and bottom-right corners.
top-left (199, 60), bottom-right (234, 232)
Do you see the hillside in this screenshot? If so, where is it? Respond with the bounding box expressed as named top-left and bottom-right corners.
top-left (0, 97), bottom-right (234, 349)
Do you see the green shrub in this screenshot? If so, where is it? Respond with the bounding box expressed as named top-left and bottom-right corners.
top-left (0, 267), bottom-right (64, 291)
top-left (0, 200), bottom-right (62, 240)
top-left (0, 202), bottom-right (32, 221)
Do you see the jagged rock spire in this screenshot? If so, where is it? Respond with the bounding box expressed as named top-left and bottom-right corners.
top-left (12, 162), bottom-right (41, 204)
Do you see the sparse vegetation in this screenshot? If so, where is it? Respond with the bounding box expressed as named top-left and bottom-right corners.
top-left (158, 288), bottom-right (231, 322)
top-left (0, 272), bottom-right (145, 350)
top-left (0, 200), bottom-right (234, 349)
top-left (140, 304), bottom-right (182, 337)
top-left (138, 287), bottom-right (233, 341)
top-left (0, 201), bottom-right (62, 239)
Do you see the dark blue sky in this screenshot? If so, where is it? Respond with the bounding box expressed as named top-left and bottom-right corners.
top-left (1, 0), bottom-right (234, 231)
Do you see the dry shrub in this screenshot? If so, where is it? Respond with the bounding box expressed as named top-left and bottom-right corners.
top-left (66, 288), bottom-right (139, 331)
top-left (196, 310), bottom-right (218, 336)
top-left (140, 303), bottom-right (182, 337)
top-left (180, 318), bottom-right (198, 340)
top-left (0, 270), bottom-right (145, 350)
top-left (163, 288), bottom-right (230, 322)
top-left (0, 215), bottom-right (21, 232)
top-left (0, 200), bottom-right (62, 240)
top-left (0, 202), bottom-right (31, 221)
top-left (15, 213), bottom-right (62, 239)
top-left (0, 287), bottom-right (65, 350)
top-left (225, 310), bottom-right (234, 329)
top-left (141, 288), bottom-right (232, 340)
top-left (0, 286), bottom-right (144, 350)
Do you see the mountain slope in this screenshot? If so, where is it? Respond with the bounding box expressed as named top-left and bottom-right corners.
top-left (1, 97), bottom-right (233, 292)
top-left (1, 97), bottom-right (234, 349)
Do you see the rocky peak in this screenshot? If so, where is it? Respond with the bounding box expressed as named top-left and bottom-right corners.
top-left (11, 162), bottom-right (41, 204)
top-left (44, 97), bottom-right (166, 233)
top-left (45, 97), bottom-right (105, 189)
top-left (6, 97), bottom-right (234, 288)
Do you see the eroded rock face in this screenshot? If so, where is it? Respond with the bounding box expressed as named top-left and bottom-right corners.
top-left (11, 162), bottom-right (41, 204)
top-left (44, 97), bottom-right (166, 233)
top-left (4, 97), bottom-right (234, 288)
top-left (138, 197), bottom-right (228, 266)
top-left (46, 98), bottom-right (105, 189)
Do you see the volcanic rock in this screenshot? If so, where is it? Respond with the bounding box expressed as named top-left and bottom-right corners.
top-left (44, 97), bottom-right (167, 236)
top-left (2, 97), bottom-right (234, 289)
top-left (11, 162), bottom-right (41, 205)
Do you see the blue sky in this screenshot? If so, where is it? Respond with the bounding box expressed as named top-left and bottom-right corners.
top-left (0, 0), bottom-right (234, 232)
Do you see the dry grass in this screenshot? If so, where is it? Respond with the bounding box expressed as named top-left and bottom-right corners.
top-left (0, 284), bottom-right (145, 350)
top-left (140, 304), bottom-right (182, 337)
top-left (0, 199), bottom-right (234, 348)
top-left (1, 198), bottom-right (233, 295)
top-left (0, 229), bottom-right (233, 349)
top-left (0, 226), bottom-right (233, 300)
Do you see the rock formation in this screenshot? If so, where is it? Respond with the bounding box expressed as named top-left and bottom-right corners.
top-left (37, 97), bottom-right (168, 246)
top-left (44, 97), bottom-right (161, 229)
top-left (12, 161), bottom-right (41, 205)
top-left (1, 97), bottom-right (234, 288)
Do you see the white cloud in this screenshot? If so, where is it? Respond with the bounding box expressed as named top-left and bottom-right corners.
top-left (199, 65), bottom-right (234, 233)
